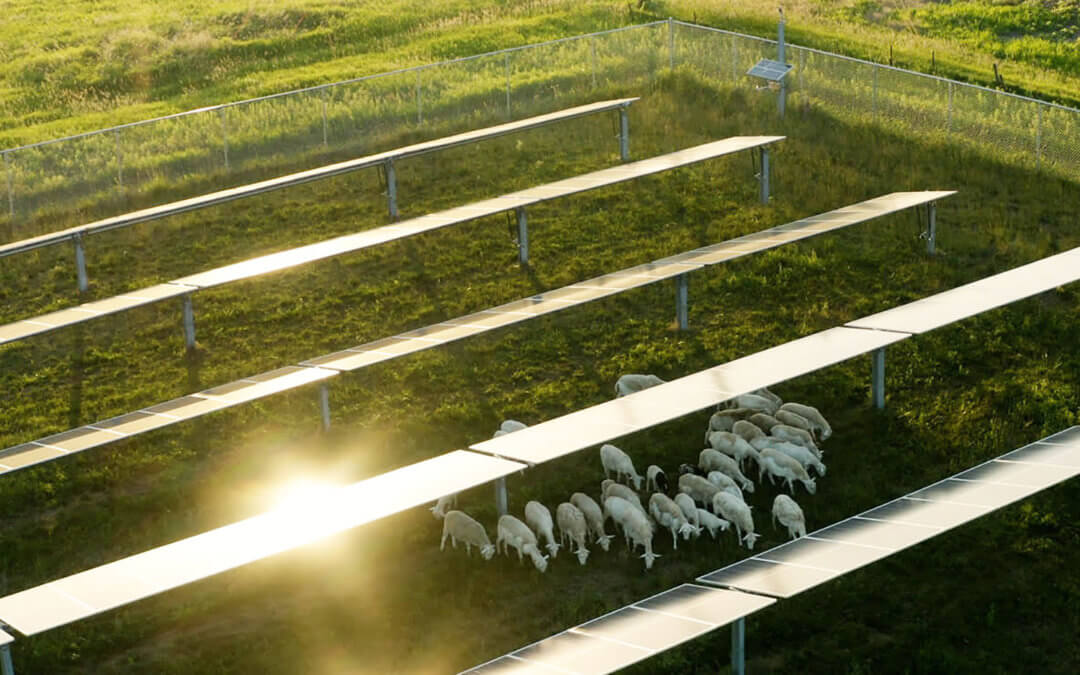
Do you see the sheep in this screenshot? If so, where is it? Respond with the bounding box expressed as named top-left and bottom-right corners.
top-left (767, 439), bottom-right (827, 477)
top-left (441, 510), bottom-right (495, 560)
top-left (649, 493), bottom-right (696, 548)
top-left (674, 493), bottom-right (703, 536)
top-left (770, 423), bottom-right (821, 457)
top-left (752, 387), bottom-right (783, 408)
top-left (695, 507), bottom-right (731, 540)
top-left (775, 409), bottom-right (818, 440)
top-left (704, 407), bottom-right (755, 438)
top-left (615, 373), bottom-right (665, 397)
top-left (713, 491), bottom-right (760, 550)
top-left (706, 471), bottom-right (744, 501)
top-left (525, 500), bottom-right (561, 558)
top-left (723, 393), bottom-right (779, 415)
top-left (699, 448), bottom-right (755, 493)
top-left (604, 496), bottom-right (660, 570)
top-left (706, 431), bottom-right (761, 471)
top-left (429, 492), bottom-right (459, 519)
top-left (556, 502), bottom-right (590, 565)
top-left (678, 472), bottom-right (721, 507)
top-left (678, 463), bottom-right (706, 477)
top-left (772, 494), bottom-right (807, 540)
top-left (646, 464), bottom-right (669, 494)
top-left (759, 448), bottom-right (817, 495)
top-left (748, 412), bottom-right (781, 433)
top-left (732, 419), bottom-right (766, 445)
top-left (779, 402), bottom-right (832, 441)
top-left (571, 492), bottom-right (613, 551)
top-left (493, 419), bottom-right (528, 437)
top-left (496, 514), bottom-right (549, 572)
top-left (602, 480), bottom-right (647, 518)
top-left (600, 443), bottom-right (644, 489)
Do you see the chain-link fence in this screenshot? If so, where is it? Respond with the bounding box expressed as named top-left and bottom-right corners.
top-left (1, 19), bottom-right (1076, 244)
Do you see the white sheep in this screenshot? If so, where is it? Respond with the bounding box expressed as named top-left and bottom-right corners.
top-left (775, 409), bottom-right (818, 440)
top-left (525, 500), bottom-right (561, 558)
top-left (429, 492), bottom-right (459, 520)
top-left (615, 373), bottom-right (666, 397)
top-left (496, 514), bottom-right (549, 572)
top-left (695, 507), bottom-right (731, 540)
top-left (646, 464), bottom-right (669, 493)
top-left (602, 480), bottom-right (646, 518)
top-left (748, 412), bottom-right (781, 433)
top-left (604, 496), bottom-right (660, 570)
top-left (779, 402), bottom-right (832, 441)
top-left (674, 493), bottom-right (703, 536)
top-left (440, 510), bottom-right (495, 560)
top-left (772, 494), bottom-right (807, 540)
top-left (706, 471), bottom-right (744, 501)
top-left (770, 423), bottom-right (821, 457)
top-left (724, 393), bottom-right (779, 414)
top-left (678, 472), bottom-right (721, 507)
top-left (732, 419), bottom-right (766, 445)
top-left (759, 448), bottom-right (817, 495)
top-left (712, 491), bottom-right (760, 550)
top-left (752, 387), bottom-right (783, 407)
top-left (556, 502), bottom-right (590, 565)
top-left (766, 439), bottom-right (827, 477)
top-left (648, 493), bottom-right (696, 548)
top-left (704, 407), bottom-right (755, 439)
top-left (493, 419), bottom-right (528, 437)
top-left (699, 448), bottom-right (755, 493)
top-left (706, 431), bottom-right (761, 471)
top-left (600, 443), bottom-right (644, 489)
top-left (570, 492), bottom-right (613, 551)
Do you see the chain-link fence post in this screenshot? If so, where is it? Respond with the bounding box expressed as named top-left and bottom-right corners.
top-left (872, 64), bottom-right (878, 120)
top-left (591, 38), bottom-right (598, 89)
top-left (947, 82), bottom-right (953, 132)
top-left (219, 108), bottom-right (229, 170)
top-left (505, 53), bottom-right (512, 120)
top-left (1035, 103), bottom-right (1044, 169)
top-left (416, 69), bottom-right (423, 125)
top-left (3, 152), bottom-right (13, 218)
top-left (114, 129), bottom-right (123, 189)
top-left (321, 88), bottom-right (329, 147)
top-left (668, 17), bottom-right (675, 70)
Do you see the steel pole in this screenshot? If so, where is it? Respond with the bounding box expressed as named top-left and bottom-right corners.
top-left (505, 53), bottom-right (512, 120)
top-left (731, 617), bottom-right (745, 675)
top-left (759, 148), bottom-right (770, 204)
top-left (676, 273), bottom-right (689, 330)
top-left (319, 384), bottom-right (331, 431)
top-left (182, 294), bottom-right (196, 350)
top-left (619, 108), bottom-right (630, 162)
top-left (4, 152), bottom-right (13, 218)
top-left (872, 347), bottom-right (886, 409)
top-left (416, 70), bottom-right (423, 124)
top-left (321, 89), bottom-right (329, 147)
top-left (73, 233), bottom-right (89, 293)
top-left (668, 17), bottom-right (675, 70)
top-left (115, 128), bottom-right (123, 189)
top-left (219, 108), bottom-right (229, 170)
top-left (1, 644), bottom-right (14, 675)
top-left (495, 477), bottom-right (508, 515)
top-left (927, 202), bottom-right (937, 255)
top-left (516, 206), bottom-right (529, 265)
top-left (385, 159), bottom-right (399, 220)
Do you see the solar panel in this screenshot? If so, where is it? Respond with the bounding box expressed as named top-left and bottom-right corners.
top-left (462, 585), bottom-right (774, 675)
top-left (0, 450), bottom-right (525, 637)
top-left (698, 427), bottom-right (1080, 598)
top-left (846, 248), bottom-right (1080, 334)
top-left (0, 99), bottom-right (640, 258)
top-left (747, 59), bottom-right (793, 82)
top-left (471, 326), bottom-right (908, 465)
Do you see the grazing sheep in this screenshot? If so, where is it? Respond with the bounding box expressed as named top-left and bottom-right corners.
top-left (646, 465), bottom-right (669, 494)
top-left (705, 407), bottom-right (755, 438)
top-left (767, 439), bottom-right (827, 477)
top-left (496, 515), bottom-right (549, 572)
top-left (556, 502), bottom-right (590, 565)
top-left (441, 510), bottom-right (495, 560)
top-left (600, 443), bottom-right (644, 489)
top-left (752, 387), bottom-right (783, 407)
top-left (732, 419), bottom-right (766, 445)
top-left (706, 431), bottom-right (761, 471)
top-left (712, 491), bottom-right (760, 550)
top-left (748, 412), bottom-right (781, 433)
top-left (772, 494), bottom-right (807, 540)
top-left (699, 448), bottom-right (755, 493)
top-left (674, 493), bottom-right (703, 536)
top-left (429, 492), bottom-right (459, 520)
top-left (678, 462), bottom-right (706, 477)
top-left (759, 448), bottom-right (817, 495)
top-left (678, 472), bottom-right (721, 507)
top-left (615, 373), bottom-right (665, 397)
top-left (571, 492), bottom-right (613, 551)
top-left (706, 471), bottom-right (744, 501)
top-left (604, 496), bottom-right (660, 570)
top-left (649, 493), bottom-right (696, 548)
top-left (779, 402), bottom-right (832, 441)
top-left (775, 410), bottom-right (818, 440)
top-left (770, 423), bottom-right (821, 456)
top-left (724, 393), bottom-right (779, 415)
top-left (602, 480), bottom-right (647, 518)
top-left (695, 507), bottom-right (731, 540)
top-left (525, 501), bottom-right (561, 558)
top-left (493, 419), bottom-right (528, 437)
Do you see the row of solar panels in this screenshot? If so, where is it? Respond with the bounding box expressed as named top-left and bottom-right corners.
top-left (0, 191), bottom-right (948, 476)
top-left (1, 237), bottom-right (1075, 644)
top-left (465, 426), bottom-right (1080, 674)
top-left (0, 135), bottom-right (782, 347)
top-left (0, 98), bottom-right (639, 258)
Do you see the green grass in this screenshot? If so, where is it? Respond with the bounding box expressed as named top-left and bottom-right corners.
top-left (1, 66), bottom-right (1079, 674)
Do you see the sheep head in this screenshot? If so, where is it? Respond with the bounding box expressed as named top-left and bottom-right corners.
top-left (631, 474), bottom-right (643, 491)
top-left (574, 547), bottom-right (590, 565)
top-left (596, 533), bottom-right (613, 552)
top-left (526, 546), bottom-right (549, 573)
top-left (545, 541), bottom-right (561, 558)
top-left (640, 551), bottom-right (661, 570)
top-left (678, 523), bottom-right (696, 540)
top-left (802, 477), bottom-right (817, 495)
top-left (743, 532), bottom-right (761, 550)
top-left (480, 544), bottom-right (496, 560)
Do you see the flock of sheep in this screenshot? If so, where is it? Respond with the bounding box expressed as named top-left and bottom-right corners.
top-left (433, 374), bottom-right (833, 573)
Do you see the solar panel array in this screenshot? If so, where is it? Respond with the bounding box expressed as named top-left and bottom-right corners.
top-left (747, 59), bottom-right (793, 82)
top-left (0, 192), bottom-right (941, 478)
top-left (0, 98), bottom-right (639, 258)
top-left (0, 450), bottom-right (525, 636)
top-left (464, 585), bottom-right (774, 675)
top-left (0, 136), bottom-right (783, 348)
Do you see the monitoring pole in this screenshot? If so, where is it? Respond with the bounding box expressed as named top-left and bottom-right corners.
top-left (778, 10), bottom-right (787, 119)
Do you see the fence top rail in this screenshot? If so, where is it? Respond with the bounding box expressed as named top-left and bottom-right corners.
top-left (671, 19), bottom-right (1080, 115)
top-left (0, 97), bottom-right (640, 258)
top-left (0, 21), bottom-right (665, 155)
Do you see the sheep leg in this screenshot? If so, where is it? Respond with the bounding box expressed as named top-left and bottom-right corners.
top-left (670, 528), bottom-right (678, 550)
top-left (440, 530), bottom-right (449, 551)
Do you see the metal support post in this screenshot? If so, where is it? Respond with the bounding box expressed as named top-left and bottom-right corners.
top-left (505, 53), bottom-right (512, 120)
top-left (872, 65), bottom-right (878, 120)
top-left (495, 477), bottom-right (508, 516)
top-left (114, 128), bottom-right (123, 189)
top-left (73, 233), bottom-right (88, 293)
top-left (619, 108), bottom-right (630, 162)
top-left (219, 108), bottom-right (229, 170)
top-left (319, 384), bottom-right (331, 431)
top-left (321, 89), bottom-right (329, 147)
top-left (590, 39), bottom-right (598, 89)
top-left (385, 159), bottom-right (399, 220)
top-left (947, 82), bottom-right (954, 131)
top-left (759, 148), bottom-right (770, 204)
top-left (676, 273), bottom-right (689, 330)
top-left (872, 347), bottom-right (886, 409)
top-left (416, 70), bottom-right (423, 124)
top-left (1035, 104), bottom-right (1043, 169)
top-left (668, 18), bottom-right (675, 70)
top-left (778, 18), bottom-right (787, 119)
top-left (926, 202), bottom-right (937, 255)
top-left (731, 38), bottom-right (738, 81)
top-left (1, 644), bottom-right (14, 675)
top-left (516, 207), bottom-right (529, 265)
top-left (182, 294), bottom-right (196, 350)
top-left (4, 152), bottom-right (13, 218)
top-left (731, 617), bottom-right (745, 675)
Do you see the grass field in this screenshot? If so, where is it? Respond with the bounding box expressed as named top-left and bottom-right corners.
top-left (2, 2), bottom-right (1080, 675)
